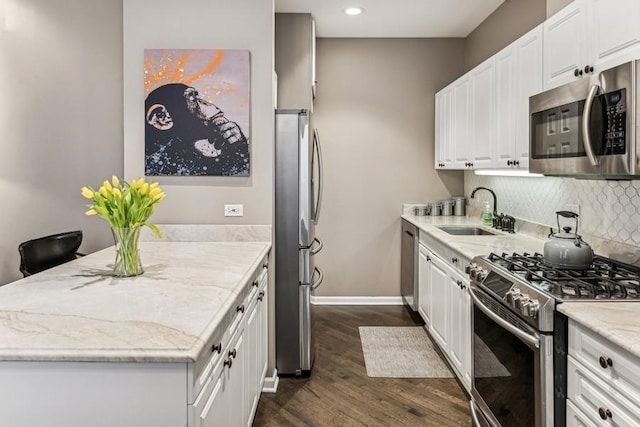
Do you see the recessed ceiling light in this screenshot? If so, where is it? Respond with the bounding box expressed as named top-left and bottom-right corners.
top-left (344, 7), bottom-right (364, 16)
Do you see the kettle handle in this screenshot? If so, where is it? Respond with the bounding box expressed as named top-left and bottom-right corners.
top-left (556, 210), bottom-right (579, 235)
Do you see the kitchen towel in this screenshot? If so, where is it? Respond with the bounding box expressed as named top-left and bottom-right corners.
top-left (358, 326), bottom-right (454, 378)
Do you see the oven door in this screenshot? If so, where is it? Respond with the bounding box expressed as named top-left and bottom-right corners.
top-left (469, 284), bottom-right (554, 427)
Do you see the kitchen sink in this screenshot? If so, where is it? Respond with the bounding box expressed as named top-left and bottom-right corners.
top-left (437, 226), bottom-right (497, 236)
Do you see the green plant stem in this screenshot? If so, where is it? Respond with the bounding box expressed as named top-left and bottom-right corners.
top-left (112, 227), bottom-right (143, 277)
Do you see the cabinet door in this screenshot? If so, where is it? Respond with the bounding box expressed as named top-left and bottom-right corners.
top-left (245, 299), bottom-right (260, 425)
top-left (452, 74), bottom-right (473, 169)
top-left (494, 45), bottom-right (516, 168)
top-left (258, 279), bottom-right (269, 385)
top-left (448, 271), bottom-right (472, 392)
top-left (417, 245), bottom-right (432, 325)
top-left (543, 0), bottom-right (588, 90)
top-left (435, 88), bottom-right (454, 169)
top-left (236, 329), bottom-right (249, 426)
top-left (429, 254), bottom-right (450, 352)
top-left (199, 368), bottom-right (229, 427)
top-left (471, 58), bottom-right (496, 169)
top-left (588, 0), bottom-right (640, 73)
top-left (514, 25), bottom-right (543, 169)
top-left (433, 89), bottom-right (449, 169)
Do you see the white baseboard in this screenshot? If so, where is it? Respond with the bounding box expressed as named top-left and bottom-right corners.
top-left (261, 368), bottom-right (279, 393)
top-left (310, 296), bottom-right (404, 305)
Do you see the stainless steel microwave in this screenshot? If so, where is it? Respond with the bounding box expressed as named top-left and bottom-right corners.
top-left (529, 60), bottom-right (640, 178)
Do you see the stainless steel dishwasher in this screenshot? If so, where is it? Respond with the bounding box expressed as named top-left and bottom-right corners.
top-left (401, 219), bottom-right (418, 311)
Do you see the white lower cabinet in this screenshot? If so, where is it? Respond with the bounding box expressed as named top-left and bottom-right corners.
top-left (190, 266), bottom-right (269, 427)
top-left (194, 324), bottom-right (246, 427)
top-left (566, 320), bottom-right (640, 426)
top-left (417, 244), bottom-right (432, 326)
top-left (418, 244), bottom-right (471, 393)
top-left (448, 269), bottom-right (471, 391)
top-left (428, 253), bottom-right (450, 353)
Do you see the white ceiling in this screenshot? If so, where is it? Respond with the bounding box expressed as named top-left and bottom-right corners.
top-left (275, 0), bottom-right (506, 38)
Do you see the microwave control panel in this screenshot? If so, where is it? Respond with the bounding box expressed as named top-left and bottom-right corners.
top-left (603, 89), bottom-right (626, 154)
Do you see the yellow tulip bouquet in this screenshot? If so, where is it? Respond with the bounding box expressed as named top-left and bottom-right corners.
top-left (81, 176), bottom-right (166, 276)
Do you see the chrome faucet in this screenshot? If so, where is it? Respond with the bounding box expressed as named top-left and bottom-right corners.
top-left (470, 186), bottom-right (497, 217)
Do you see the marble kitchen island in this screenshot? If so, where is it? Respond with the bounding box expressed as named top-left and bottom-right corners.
top-left (0, 241), bottom-right (271, 427)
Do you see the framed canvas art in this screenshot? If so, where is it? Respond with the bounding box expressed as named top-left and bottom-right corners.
top-left (144, 49), bottom-right (250, 176)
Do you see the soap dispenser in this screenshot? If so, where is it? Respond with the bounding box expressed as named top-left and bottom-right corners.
top-left (482, 201), bottom-right (493, 226)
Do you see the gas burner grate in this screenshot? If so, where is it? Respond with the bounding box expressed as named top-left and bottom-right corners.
top-left (484, 252), bottom-right (640, 301)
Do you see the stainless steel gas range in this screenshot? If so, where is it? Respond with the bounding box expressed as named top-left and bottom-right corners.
top-left (467, 252), bottom-right (640, 427)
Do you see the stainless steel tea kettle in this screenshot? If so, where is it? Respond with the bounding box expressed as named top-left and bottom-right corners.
top-left (544, 211), bottom-right (594, 270)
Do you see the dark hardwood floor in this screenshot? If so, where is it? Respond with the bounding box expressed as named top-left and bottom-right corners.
top-left (254, 305), bottom-right (472, 426)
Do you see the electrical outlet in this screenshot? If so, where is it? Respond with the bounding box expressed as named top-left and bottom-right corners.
top-left (564, 204), bottom-right (580, 216)
top-left (224, 204), bottom-right (243, 217)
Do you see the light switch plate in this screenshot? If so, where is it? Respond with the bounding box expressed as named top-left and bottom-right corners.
top-left (224, 204), bottom-right (243, 217)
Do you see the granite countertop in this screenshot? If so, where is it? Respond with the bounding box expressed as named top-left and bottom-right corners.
top-left (557, 303), bottom-right (640, 359)
top-left (404, 213), bottom-right (640, 359)
top-left (0, 241), bottom-right (270, 363)
top-left (401, 214), bottom-right (545, 260)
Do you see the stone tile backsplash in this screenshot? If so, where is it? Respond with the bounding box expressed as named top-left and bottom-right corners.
top-left (464, 171), bottom-right (640, 247)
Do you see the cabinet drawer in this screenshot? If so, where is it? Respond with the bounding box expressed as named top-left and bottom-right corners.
top-left (569, 321), bottom-right (640, 400)
top-left (418, 231), bottom-right (470, 276)
top-left (566, 399), bottom-right (597, 427)
top-left (567, 356), bottom-right (640, 426)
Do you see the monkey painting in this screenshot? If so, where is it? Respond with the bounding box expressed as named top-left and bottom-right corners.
top-left (145, 83), bottom-right (250, 176)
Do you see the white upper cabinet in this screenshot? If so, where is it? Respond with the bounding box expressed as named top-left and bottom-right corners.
top-left (484, 25), bottom-right (542, 170)
top-left (470, 57), bottom-right (496, 169)
top-left (514, 25), bottom-right (543, 169)
top-left (434, 88), bottom-right (454, 169)
top-left (543, 0), bottom-right (588, 90)
top-left (588, 0), bottom-right (640, 73)
top-left (544, 0), bottom-right (640, 91)
top-left (494, 44), bottom-right (517, 168)
top-left (452, 74), bottom-right (473, 169)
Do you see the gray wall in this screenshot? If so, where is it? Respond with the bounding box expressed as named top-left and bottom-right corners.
top-left (0, 0), bottom-right (123, 285)
top-left (465, 0), bottom-right (547, 70)
top-left (122, 0), bottom-right (276, 377)
top-left (313, 38), bottom-right (465, 297)
top-left (123, 0), bottom-right (274, 227)
top-left (547, 0), bottom-right (574, 17)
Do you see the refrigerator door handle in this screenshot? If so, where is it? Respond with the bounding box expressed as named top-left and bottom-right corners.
top-left (310, 237), bottom-right (323, 255)
top-left (313, 128), bottom-right (324, 224)
top-left (311, 267), bottom-right (324, 291)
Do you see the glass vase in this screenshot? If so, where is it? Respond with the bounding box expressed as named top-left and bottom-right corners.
top-left (111, 226), bottom-right (143, 277)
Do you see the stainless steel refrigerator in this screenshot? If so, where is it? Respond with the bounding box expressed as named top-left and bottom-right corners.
top-left (275, 109), bottom-right (324, 376)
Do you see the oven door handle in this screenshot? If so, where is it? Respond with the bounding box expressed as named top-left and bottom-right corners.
top-left (469, 285), bottom-right (540, 349)
top-left (582, 83), bottom-right (600, 167)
